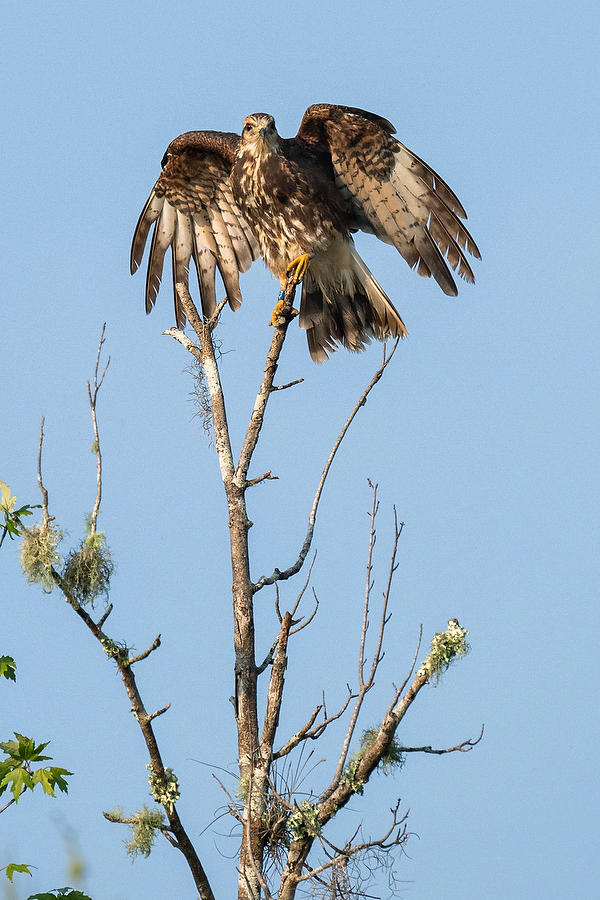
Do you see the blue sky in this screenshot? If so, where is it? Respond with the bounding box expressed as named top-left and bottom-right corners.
top-left (2, 1), bottom-right (599, 897)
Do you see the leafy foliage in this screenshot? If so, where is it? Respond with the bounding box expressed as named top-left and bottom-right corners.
top-left (20, 524), bottom-right (63, 593)
top-left (3, 863), bottom-right (33, 882)
top-left (0, 481), bottom-right (39, 544)
top-left (0, 656), bottom-right (17, 682)
top-left (27, 890), bottom-right (92, 899)
top-left (0, 733), bottom-right (71, 802)
top-left (62, 530), bottom-right (113, 606)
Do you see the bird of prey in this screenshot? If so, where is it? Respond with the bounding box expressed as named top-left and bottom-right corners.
top-left (131, 103), bottom-right (480, 362)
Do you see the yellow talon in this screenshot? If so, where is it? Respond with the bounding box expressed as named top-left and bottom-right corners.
top-left (269, 299), bottom-right (284, 326)
top-left (286, 253), bottom-right (311, 284)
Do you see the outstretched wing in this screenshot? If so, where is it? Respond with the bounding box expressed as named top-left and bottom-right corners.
top-left (131, 130), bottom-right (260, 326)
top-left (296, 104), bottom-right (480, 296)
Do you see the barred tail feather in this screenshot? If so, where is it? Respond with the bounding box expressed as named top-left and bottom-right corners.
top-left (299, 240), bottom-right (407, 363)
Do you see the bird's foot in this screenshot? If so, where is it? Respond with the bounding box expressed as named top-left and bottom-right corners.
top-left (269, 296), bottom-right (299, 326)
top-left (269, 299), bottom-right (284, 326)
top-left (286, 252), bottom-right (311, 285)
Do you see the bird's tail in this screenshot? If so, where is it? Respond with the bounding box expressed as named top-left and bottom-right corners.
top-left (299, 240), bottom-right (407, 363)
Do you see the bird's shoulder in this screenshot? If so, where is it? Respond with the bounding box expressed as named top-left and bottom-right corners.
top-left (295, 103), bottom-right (396, 150)
top-left (160, 130), bottom-right (240, 169)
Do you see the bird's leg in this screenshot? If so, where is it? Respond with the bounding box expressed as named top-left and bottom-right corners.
top-left (269, 275), bottom-right (301, 327)
top-left (286, 252), bottom-right (311, 285)
top-left (268, 254), bottom-right (310, 325)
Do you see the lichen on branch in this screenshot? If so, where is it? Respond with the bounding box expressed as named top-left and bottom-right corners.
top-left (417, 618), bottom-right (470, 685)
top-left (62, 529), bottom-right (113, 606)
top-left (20, 523), bottom-right (63, 593)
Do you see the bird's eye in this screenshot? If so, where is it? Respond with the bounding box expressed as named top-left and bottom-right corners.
top-left (244, 123), bottom-right (253, 132)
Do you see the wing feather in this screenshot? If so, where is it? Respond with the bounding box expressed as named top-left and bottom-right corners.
top-left (296, 104), bottom-right (479, 296)
top-left (131, 130), bottom-right (259, 323)
top-left (131, 193), bottom-right (163, 274)
top-left (145, 200), bottom-right (176, 314)
top-left (206, 204), bottom-right (243, 309)
top-left (215, 185), bottom-right (257, 274)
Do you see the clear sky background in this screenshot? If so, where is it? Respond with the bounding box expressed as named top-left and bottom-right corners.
top-left (2, 1), bottom-right (599, 898)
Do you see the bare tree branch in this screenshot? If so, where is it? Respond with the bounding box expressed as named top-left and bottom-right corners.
top-left (274, 686), bottom-right (356, 760)
top-left (322, 486), bottom-right (403, 800)
top-left (212, 773), bottom-right (244, 824)
top-left (261, 612), bottom-right (293, 753)
top-left (269, 378), bottom-right (304, 392)
top-left (29, 341), bottom-right (217, 900)
top-left (147, 703), bottom-right (172, 722)
top-left (401, 725), bottom-right (485, 755)
top-left (289, 590), bottom-right (319, 636)
top-left (37, 418), bottom-right (53, 529)
top-left (296, 802), bottom-right (409, 883)
top-left (253, 340), bottom-right (399, 593)
top-left (288, 552), bottom-right (317, 621)
top-left (96, 603), bottom-right (113, 629)
top-left (87, 324), bottom-right (110, 535)
top-left (245, 470), bottom-right (279, 488)
top-left (127, 635), bottom-right (162, 666)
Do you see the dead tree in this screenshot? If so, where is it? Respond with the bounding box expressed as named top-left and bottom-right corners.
top-left (20, 280), bottom-right (482, 900)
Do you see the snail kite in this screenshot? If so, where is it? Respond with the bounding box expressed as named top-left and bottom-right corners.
top-left (131, 104), bottom-right (480, 362)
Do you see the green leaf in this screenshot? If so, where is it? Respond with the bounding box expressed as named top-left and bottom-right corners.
top-left (4, 863), bottom-right (33, 882)
top-left (47, 767), bottom-right (72, 793)
top-left (0, 482), bottom-right (16, 513)
top-left (32, 768), bottom-right (56, 795)
top-left (1, 766), bottom-right (34, 800)
top-left (32, 767), bottom-right (72, 796)
top-left (4, 517), bottom-right (20, 537)
top-left (14, 504), bottom-right (39, 517)
top-left (0, 656), bottom-right (16, 681)
top-left (0, 734), bottom-right (51, 763)
top-left (28, 890), bottom-right (93, 899)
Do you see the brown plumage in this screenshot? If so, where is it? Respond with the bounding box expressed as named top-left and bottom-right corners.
top-left (131, 104), bottom-right (480, 362)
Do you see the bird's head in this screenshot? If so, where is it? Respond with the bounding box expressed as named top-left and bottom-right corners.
top-left (241, 113), bottom-right (279, 152)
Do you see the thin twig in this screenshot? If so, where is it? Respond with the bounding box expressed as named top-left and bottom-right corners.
top-left (269, 378), bottom-right (304, 392)
top-left (253, 340), bottom-right (399, 592)
top-left (147, 703), bottom-right (172, 722)
top-left (256, 643), bottom-right (277, 676)
top-left (87, 324), bottom-right (110, 535)
top-left (322, 489), bottom-right (403, 799)
top-left (289, 590), bottom-right (319, 636)
top-left (212, 773), bottom-right (244, 824)
top-left (245, 470), bottom-right (279, 488)
top-left (402, 724), bottom-right (485, 754)
top-left (274, 686), bottom-right (356, 760)
top-left (96, 603), bottom-right (113, 629)
top-left (127, 635), bottom-right (162, 665)
top-left (390, 625), bottom-right (423, 706)
top-left (37, 418), bottom-right (53, 528)
top-left (288, 552), bottom-right (317, 620)
top-left (296, 801), bottom-right (409, 883)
